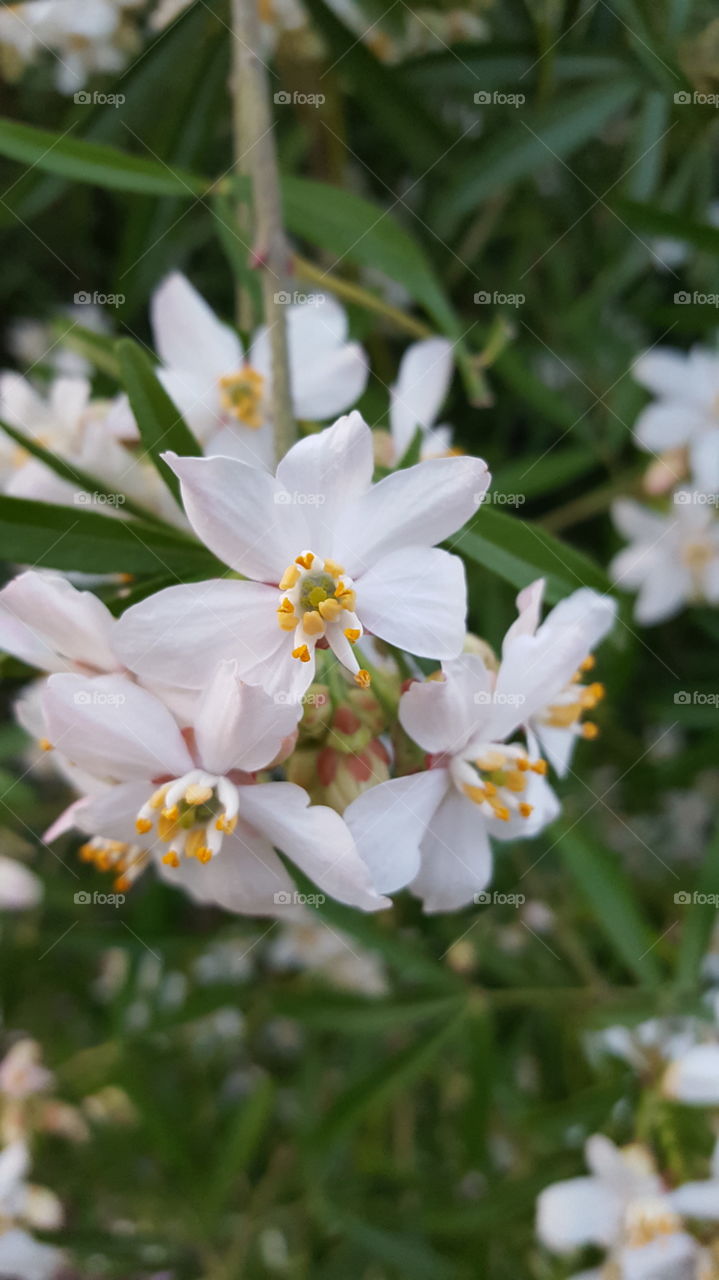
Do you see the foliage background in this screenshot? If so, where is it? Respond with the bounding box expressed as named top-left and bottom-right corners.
top-left (0, 0), bottom-right (718, 1275)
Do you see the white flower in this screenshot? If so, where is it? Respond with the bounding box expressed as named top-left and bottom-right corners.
top-left (0, 571), bottom-right (120, 677)
top-left (0, 0), bottom-right (142, 93)
top-left (149, 273), bottom-right (369, 468)
top-left (388, 337), bottom-right (455, 462)
top-left (42, 665), bottom-right (388, 913)
top-left (151, 0), bottom-right (305, 45)
top-left (610, 494), bottom-right (719, 624)
top-left (663, 1043), bottom-right (719, 1106)
top-left (267, 911), bottom-right (387, 995)
top-left (0, 373), bottom-right (184, 527)
top-left (0, 1141), bottom-right (65, 1280)
top-left (113, 412), bottom-right (489, 701)
top-left (501, 579), bottom-right (616, 776)
top-left (633, 347), bottom-right (719, 493)
top-left (0, 858), bottom-right (42, 912)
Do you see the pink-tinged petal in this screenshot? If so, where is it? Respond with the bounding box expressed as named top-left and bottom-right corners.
top-left (43, 674), bottom-right (192, 782)
top-left (291, 343), bottom-right (369, 422)
top-left (344, 769), bottom-right (450, 894)
top-left (114, 579), bottom-right (286, 692)
top-left (163, 451), bottom-right (308, 580)
top-left (487, 769), bottom-right (560, 840)
top-left (156, 367), bottom-right (221, 446)
top-left (151, 272), bottom-right (243, 382)
top-left (238, 782), bottom-right (390, 911)
top-left (411, 786), bottom-right (493, 913)
top-left (399, 654), bottom-right (494, 755)
top-left (337, 454), bottom-right (490, 573)
top-left (633, 401), bottom-right (707, 452)
top-left (275, 412), bottom-right (374, 551)
top-left (193, 661), bottom-right (299, 775)
top-left (0, 857), bottom-right (42, 911)
top-left (502, 578), bottom-right (545, 649)
top-left (75, 781), bottom-right (152, 844)
top-left (390, 337), bottom-right (454, 455)
top-left (0, 571), bottom-right (117, 674)
top-left (158, 818), bottom-right (295, 916)
top-left (536, 1176), bottom-right (620, 1252)
top-left (356, 546), bottom-right (467, 659)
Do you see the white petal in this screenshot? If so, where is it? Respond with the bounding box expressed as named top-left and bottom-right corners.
top-left (356, 546), bottom-right (468, 659)
top-left (76, 782), bottom-right (155, 845)
top-left (204, 421), bottom-right (276, 469)
top-left (633, 401), bottom-right (707, 452)
top-left (291, 342), bottom-right (369, 421)
top-left (669, 1180), bottom-right (719, 1221)
top-left (0, 571), bottom-right (117, 675)
top-left (689, 428), bottom-right (719, 493)
top-left (399, 655), bottom-right (494, 755)
top-left (237, 782), bottom-right (389, 911)
top-left (617, 1232), bottom-right (700, 1280)
top-left (344, 769), bottom-right (450, 894)
top-left (193, 662), bottom-right (299, 775)
top-left (337, 454), bottom-right (490, 573)
top-left (635, 561), bottom-right (689, 625)
top-left (43, 674), bottom-right (193, 782)
top-left (633, 348), bottom-right (695, 398)
top-left (390, 337), bottom-right (454, 455)
top-left (502, 577), bottom-right (545, 648)
top-left (158, 818), bottom-right (296, 915)
top-left (536, 1175), bottom-right (620, 1252)
top-left (151, 272), bottom-right (243, 382)
top-left (275, 412), bottom-right (374, 550)
top-left (114, 579), bottom-right (285, 691)
top-left (0, 857), bottom-right (42, 911)
top-left (0, 1228), bottom-right (65, 1280)
top-left (156, 367), bottom-right (222, 446)
top-left (411, 787), bottom-right (494, 913)
top-left (663, 1044), bottom-right (719, 1105)
top-left (612, 498), bottom-right (668, 543)
top-left (164, 451), bottom-right (308, 580)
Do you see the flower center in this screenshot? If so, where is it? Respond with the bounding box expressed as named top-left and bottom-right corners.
top-left (453, 745), bottom-right (547, 822)
top-left (217, 366), bottom-right (265, 428)
top-left (276, 551), bottom-right (370, 687)
top-left (134, 771), bottom-right (239, 869)
top-left (539, 655), bottom-right (605, 740)
top-left (78, 838), bottom-right (148, 894)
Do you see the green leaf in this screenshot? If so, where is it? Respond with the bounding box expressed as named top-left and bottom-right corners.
top-left (0, 495), bottom-right (219, 577)
top-left (438, 79), bottom-right (637, 231)
top-left (0, 117), bottom-right (207, 196)
top-left (50, 320), bottom-right (121, 380)
top-left (202, 1076), bottom-right (275, 1222)
top-left (456, 505), bottom-right (610, 603)
top-left (556, 825), bottom-right (663, 986)
top-left (675, 819), bottom-right (719, 993)
top-left (0, 416), bottom-right (168, 527)
top-left (312, 1008), bottom-right (465, 1148)
top-left (492, 445), bottom-right (598, 499)
top-left (613, 199), bottom-right (719, 255)
top-left (269, 990), bottom-right (465, 1034)
top-left (116, 338), bottom-right (202, 503)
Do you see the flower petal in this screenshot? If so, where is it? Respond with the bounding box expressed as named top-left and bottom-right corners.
top-left (356, 546), bottom-right (468, 659)
top-left (0, 857), bottom-right (42, 911)
top-left (43, 674), bottom-right (193, 782)
top-left (337, 454), bottom-right (490, 572)
top-left (0, 571), bottom-right (117, 674)
top-left (238, 782), bottom-right (390, 911)
top-left (193, 661), bottom-right (299, 775)
top-left (390, 337), bottom-right (454, 455)
top-left (399, 655), bottom-right (494, 755)
top-left (344, 769), bottom-right (450, 894)
top-left (536, 1175), bottom-right (620, 1252)
top-left (151, 272), bottom-right (243, 382)
top-left (291, 342), bottom-right (369, 422)
top-left (76, 781), bottom-right (156, 844)
top-left (275, 412), bottom-right (374, 551)
top-left (412, 786), bottom-right (494, 913)
top-left (163, 451), bottom-right (308, 580)
top-left (633, 401), bottom-right (707, 452)
top-left (158, 818), bottom-right (296, 916)
top-left (663, 1043), bottom-right (719, 1105)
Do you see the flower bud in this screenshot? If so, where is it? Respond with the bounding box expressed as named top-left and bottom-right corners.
top-left (297, 684), bottom-right (332, 740)
top-left (317, 738), bottom-right (390, 811)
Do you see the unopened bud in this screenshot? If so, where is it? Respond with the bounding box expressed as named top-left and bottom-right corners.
top-left (317, 739), bottom-right (391, 811)
top-left (298, 685), bottom-right (332, 740)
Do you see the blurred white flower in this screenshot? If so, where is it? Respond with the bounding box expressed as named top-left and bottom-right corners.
top-left (611, 494), bottom-right (719, 624)
top-left (633, 347), bottom-right (719, 493)
top-left (385, 337), bottom-right (455, 463)
top-left (267, 911), bottom-right (387, 994)
top-left (0, 1140), bottom-right (65, 1280)
top-left (148, 273), bottom-right (369, 468)
top-left (0, 857), bottom-right (42, 913)
top-left (0, 0), bottom-right (142, 93)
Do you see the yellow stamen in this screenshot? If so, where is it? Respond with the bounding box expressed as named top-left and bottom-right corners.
top-left (279, 564), bottom-right (301, 591)
top-left (463, 784), bottom-right (486, 805)
top-left (278, 610), bottom-right (298, 631)
top-left (292, 644), bottom-right (311, 663)
top-left (344, 627), bottom-right (361, 644)
top-left (114, 875), bottom-right (131, 893)
top-left (184, 784), bottom-right (213, 806)
top-left (504, 770), bottom-right (526, 793)
top-left (215, 814), bottom-right (237, 834)
top-left (277, 596), bottom-right (295, 613)
top-left (335, 585), bottom-right (357, 611)
top-left (197, 847), bottom-right (213, 864)
top-left (354, 669), bottom-right (371, 689)
top-left (162, 850), bottom-right (180, 868)
top-left (302, 610), bottom-right (325, 637)
top-left (38, 737), bottom-right (53, 752)
top-left (161, 805), bottom-right (179, 822)
top-left (217, 368), bottom-right (264, 428)
top-left (324, 559), bottom-right (344, 576)
top-left (491, 802), bottom-right (510, 822)
top-left (519, 802), bottom-right (534, 818)
top-left (295, 552), bottom-right (314, 570)
top-left (580, 655), bottom-right (596, 672)
top-left (135, 817), bottom-right (153, 835)
top-left (530, 759), bottom-right (548, 775)
top-left (149, 787), bottom-right (168, 810)
top-left (582, 722), bottom-right (599, 739)
top-left (318, 597), bottom-right (343, 622)
top-left (157, 813), bottom-right (179, 841)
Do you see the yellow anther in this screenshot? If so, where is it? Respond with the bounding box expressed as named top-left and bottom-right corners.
top-left (149, 786), bottom-right (168, 809)
top-left (354, 669), bottom-right (371, 689)
top-left (302, 610), bottom-right (325, 637)
top-left (344, 627), bottom-right (361, 644)
top-left (516, 757), bottom-right (530, 772)
top-left (483, 780), bottom-right (497, 797)
top-left (580, 655), bottom-right (596, 671)
top-left (519, 802), bottom-right (534, 818)
top-left (215, 814), bottom-right (237, 834)
top-left (292, 644), bottom-right (311, 663)
top-left (185, 830), bottom-right (205, 860)
top-left (335, 585), bottom-right (357, 611)
top-left (184, 785), bottom-right (213, 806)
top-left (463, 784), bottom-right (486, 805)
top-left (278, 596), bottom-right (294, 613)
top-left (135, 817), bottom-right (153, 835)
top-left (161, 805), bottom-right (179, 822)
top-left (504, 770), bottom-right (526, 793)
top-left (323, 559), bottom-right (344, 576)
top-left (217, 367), bottom-right (264, 428)
top-left (279, 564), bottom-right (301, 591)
top-left (589, 682), bottom-right (605, 701)
top-left (162, 850), bottom-right (180, 868)
top-left (78, 843), bottom-right (94, 862)
top-left (491, 803), bottom-right (510, 822)
top-left (278, 609), bottom-right (297, 631)
top-left (318, 597), bottom-right (343, 622)
top-left (38, 738), bottom-right (53, 752)
top-left (157, 813), bottom-right (178, 841)
top-left (530, 759), bottom-right (548, 775)
top-left (582, 722), bottom-right (599, 739)
top-left (197, 847), bottom-right (213, 864)
top-left (295, 552), bottom-right (314, 570)
top-left (114, 875), bottom-right (131, 893)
